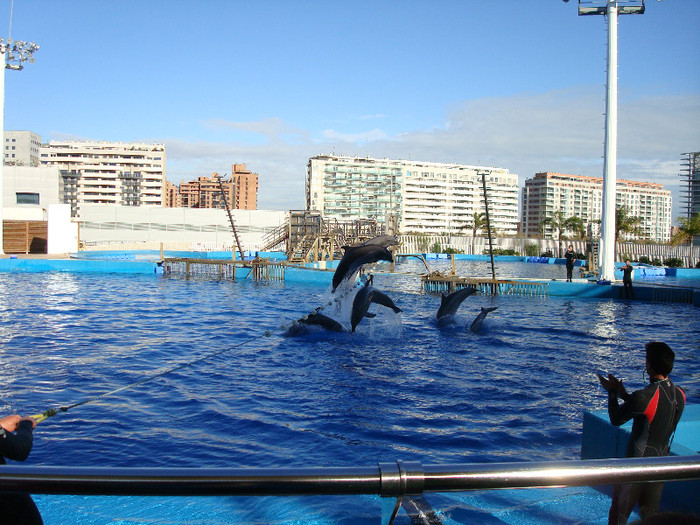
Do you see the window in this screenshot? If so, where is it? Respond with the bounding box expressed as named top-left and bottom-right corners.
top-left (16, 192), bottom-right (40, 205)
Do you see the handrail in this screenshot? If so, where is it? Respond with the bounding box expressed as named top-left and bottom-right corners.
top-left (1, 456), bottom-right (698, 497)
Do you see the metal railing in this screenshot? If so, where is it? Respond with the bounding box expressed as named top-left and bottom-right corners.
top-left (1, 456), bottom-right (699, 524)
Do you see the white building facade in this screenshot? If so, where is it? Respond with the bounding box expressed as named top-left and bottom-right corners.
top-left (521, 172), bottom-right (672, 242)
top-left (307, 155), bottom-right (519, 235)
top-left (40, 141), bottom-right (166, 217)
top-left (4, 130), bottom-right (42, 166)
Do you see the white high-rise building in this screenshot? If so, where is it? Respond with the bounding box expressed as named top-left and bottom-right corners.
top-left (40, 141), bottom-right (166, 217)
top-left (4, 130), bottom-right (42, 166)
top-left (521, 172), bottom-right (672, 242)
top-left (307, 155), bottom-right (519, 235)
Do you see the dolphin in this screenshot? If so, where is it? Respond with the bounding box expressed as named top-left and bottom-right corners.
top-left (470, 306), bottom-right (499, 333)
top-left (286, 312), bottom-right (346, 335)
top-left (436, 286), bottom-right (478, 322)
top-left (350, 281), bottom-right (402, 332)
top-left (332, 244), bottom-right (393, 292)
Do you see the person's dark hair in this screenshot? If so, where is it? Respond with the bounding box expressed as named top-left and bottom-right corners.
top-left (646, 341), bottom-right (675, 376)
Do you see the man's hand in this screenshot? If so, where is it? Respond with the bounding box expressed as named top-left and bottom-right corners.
top-left (0, 415), bottom-right (37, 432)
top-left (598, 373), bottom-right (626, 396)
top-left (0, 415), bottom-right (21, 432)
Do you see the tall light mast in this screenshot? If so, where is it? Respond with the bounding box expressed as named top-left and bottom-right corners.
top-left (0, 37), bottom-right (39, 254)
top-left (574, 0), bottom-right (645, 281)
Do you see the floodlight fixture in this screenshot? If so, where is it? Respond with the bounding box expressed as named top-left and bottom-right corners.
top-left (0, 38), bottom-right (39, 70)
top-left (578, 0), bottom-right (645, 16)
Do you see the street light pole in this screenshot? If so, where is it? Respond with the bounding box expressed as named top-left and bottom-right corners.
top-left (0, 38), bottom-right (39, 254)
top-left (575, 0), bottom-right (645, 281)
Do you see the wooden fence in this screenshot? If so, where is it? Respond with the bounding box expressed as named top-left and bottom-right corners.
top-left (2, 220), bottom-right (48, 254)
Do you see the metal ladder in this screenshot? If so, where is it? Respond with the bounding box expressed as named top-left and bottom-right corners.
top-left (217, 174), bottom-right (245, 261)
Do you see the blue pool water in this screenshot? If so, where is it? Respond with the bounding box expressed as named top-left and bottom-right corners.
top-left (0, 262), bottom-right (698, 524)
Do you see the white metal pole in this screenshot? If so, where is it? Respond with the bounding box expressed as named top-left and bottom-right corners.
top-left (0, 47), bottom-right (5, 255)
top-left (600, 0), bottom-right (618, 281)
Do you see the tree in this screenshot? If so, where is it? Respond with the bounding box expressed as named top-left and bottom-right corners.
top-left (671, 213), bottom-right (700, 268)
top-left (538, 210), bottom-right (585, 257)
top-left (614, 205), bottom-right (645, 261)
top-left (615, 205), bottom-right (644, 242)
top-left (459, 212), bottom-right (487, 255)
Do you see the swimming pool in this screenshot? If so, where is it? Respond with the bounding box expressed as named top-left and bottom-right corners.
top-left (1, 266), bottom-right (698, 524)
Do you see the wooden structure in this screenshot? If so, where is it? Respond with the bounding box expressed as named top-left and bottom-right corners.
top-left (2, 220), bottom-right (47, 254)
top-left (422, 272), bottom-right (549, 298)
top-left (162, 257), bottom-right (286, 281)
top-left (261, 211), bottom-right (384, 264)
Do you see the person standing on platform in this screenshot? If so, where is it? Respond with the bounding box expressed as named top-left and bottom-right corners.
top-left (0, 413), bottom-right (43, 524)
top-left (597, 342), bottom-right (685, 525)
top-left (565, 245), bottom-right (576, 282)
top-left (621, 260), bottom-right (635, 299)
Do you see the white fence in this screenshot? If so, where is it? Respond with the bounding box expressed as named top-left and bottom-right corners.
top-left (396, 235), bottom-right (700, 268)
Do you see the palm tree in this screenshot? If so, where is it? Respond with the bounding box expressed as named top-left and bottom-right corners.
top-left (615, 205), bottom-right (644, 242)
top-left (459, 212), bottom-right (487, 255)
top-left (671, 213), bottom-right (700, 268)
top-left (538, 210), bottom-right (585, 257)
top-left (614, 205), bottom-right (644, 261)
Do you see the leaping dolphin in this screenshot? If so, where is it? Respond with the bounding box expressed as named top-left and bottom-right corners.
top-left (350, 281), bottom-right (402, 332)
top-left (332, 244), bottom-right (393, 292)
top-left (436, 286), bottom-right (478, 323)
top-left (286, 312), bottom-right (346, 335)
top-left (470, 306), bottom-right (499, 333)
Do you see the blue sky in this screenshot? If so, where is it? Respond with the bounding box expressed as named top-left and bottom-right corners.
top-left (2, 0), bottom-right (699, 218)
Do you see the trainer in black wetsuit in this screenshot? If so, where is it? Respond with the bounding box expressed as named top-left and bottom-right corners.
top-left (565, 245), bottom-right (576, 282)
top-left (598, 341), bottom-right (685, 525)
top-left (0, 414), bottom-right (43, 525)
top-left (621, 260), bottom-right (635, 299)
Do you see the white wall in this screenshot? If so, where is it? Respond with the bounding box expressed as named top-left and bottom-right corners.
top-left (78, 205), bottom-right (287, 250)
top-left (47, 204), bottom-right (79, 254)
top-left (2, 166), bottom-right (60, 210)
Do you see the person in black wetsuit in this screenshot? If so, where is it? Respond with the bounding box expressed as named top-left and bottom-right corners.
top-left (565, 245), bottom-right (576, 282)
top-left (0, 413), bottom-right (43, 524)
top-left (621, 260), bottom-right (635, 299)
top-left (597, 341), bottom-right (685, 525)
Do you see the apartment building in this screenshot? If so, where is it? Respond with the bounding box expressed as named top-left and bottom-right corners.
top-left (175, 175), bottom-right (234, 209)
top-left (41, 141), bottom-right (166, 217)
top-left (164, 180), bottom-right (181, 207)
top-left (4, 130), bottom-right (42, 166)
top-left (521, 172), bottom-right (672, 242)
top-left (680, 151), bottom-right (700, 218)
top-left (231, 163), bottom-right (258, 210)
top-left (306, 155), bottom-right (519, 235)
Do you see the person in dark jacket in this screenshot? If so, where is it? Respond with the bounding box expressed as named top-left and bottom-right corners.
top-left (621, 260), bottom-right (635, 299)
top-left (565, 245), bottom-right (576, 282)
top-left (0, 413), bottom-right (42, 524)
top-left (597, 342), bottom-right (685, 525)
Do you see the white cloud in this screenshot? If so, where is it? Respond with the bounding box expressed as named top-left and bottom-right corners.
top-left (160, 88), bottom-right (700, 219)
